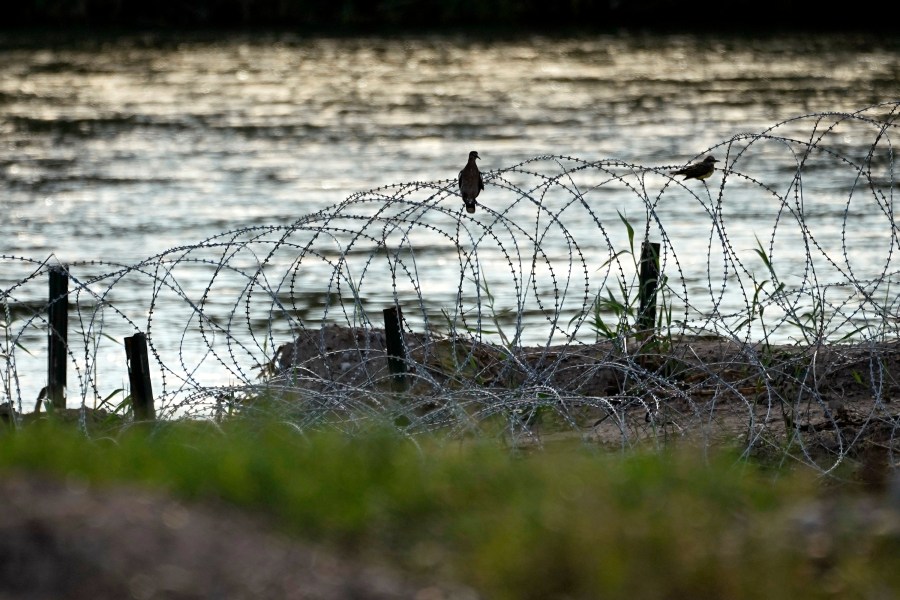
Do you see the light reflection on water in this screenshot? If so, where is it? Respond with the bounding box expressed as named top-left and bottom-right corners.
top-left (1, 32), bottom-right (899, 407)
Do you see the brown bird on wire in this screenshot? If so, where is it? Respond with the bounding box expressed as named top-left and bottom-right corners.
top-left (458, 150), bottom-right (484, 213)
top-left (670, 155), bottom-right (718, 181)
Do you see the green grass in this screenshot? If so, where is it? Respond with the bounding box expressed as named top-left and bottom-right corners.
top-left (1, 420), bottom-right (898, 599)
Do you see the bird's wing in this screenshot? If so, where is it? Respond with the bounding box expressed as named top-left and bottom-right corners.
top-left (477, 169), bottom-right (484, 191)
top-left (458, 169), bottom-right (464, 188)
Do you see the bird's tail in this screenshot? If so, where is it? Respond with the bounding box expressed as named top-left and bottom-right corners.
top-left (465, 201), bottom-right (476, 214)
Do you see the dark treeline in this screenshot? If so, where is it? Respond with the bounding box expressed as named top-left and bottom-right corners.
top-left (4, 0), bottom-right (898, 31)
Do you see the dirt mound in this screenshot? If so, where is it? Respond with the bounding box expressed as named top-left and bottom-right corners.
top-left (263, 326), bottom-right (900, 465)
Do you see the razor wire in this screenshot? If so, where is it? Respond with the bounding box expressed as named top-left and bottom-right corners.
top-left (2, 101), bottom-right (900, 471)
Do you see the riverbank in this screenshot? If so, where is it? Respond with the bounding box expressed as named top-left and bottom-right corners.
top-left (263, 325), bottom-right (900, 469)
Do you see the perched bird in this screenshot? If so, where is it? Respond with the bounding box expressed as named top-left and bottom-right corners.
top-left (458, 150), bottom-right (484, 213)
top-left (670, 155), bottom-right (718, 181)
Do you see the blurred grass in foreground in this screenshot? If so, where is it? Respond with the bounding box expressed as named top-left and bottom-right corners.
top-left (1, 421), bottom-right (899, 599)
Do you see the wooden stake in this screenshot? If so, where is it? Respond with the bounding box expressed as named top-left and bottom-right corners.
top-left (125, 332), bottom-right (155, 421)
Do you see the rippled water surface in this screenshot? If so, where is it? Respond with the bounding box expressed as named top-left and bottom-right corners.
top-left (3, 33), bottom-right (897, 258)
top-left (1, 32), bottom-right (899, 405)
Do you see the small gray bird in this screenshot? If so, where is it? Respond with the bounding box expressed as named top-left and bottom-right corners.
top-left (670, 155), bottom-right (718, 181)
top-left (458, 150), bottom-right (484, 213)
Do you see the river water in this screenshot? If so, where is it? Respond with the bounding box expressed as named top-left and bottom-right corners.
top-left (1, 32), bottom-right (899, 410)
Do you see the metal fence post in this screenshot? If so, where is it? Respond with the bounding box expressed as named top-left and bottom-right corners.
top-left (637, 241), bottom-right (661, 339)
top-left (383, 306), bottom-right (408, 391)
top-left (47, 265), bottom-right (68, 409)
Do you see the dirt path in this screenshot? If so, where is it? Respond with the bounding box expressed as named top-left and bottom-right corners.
top-left (0, 474), bottom-right (474, 600)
